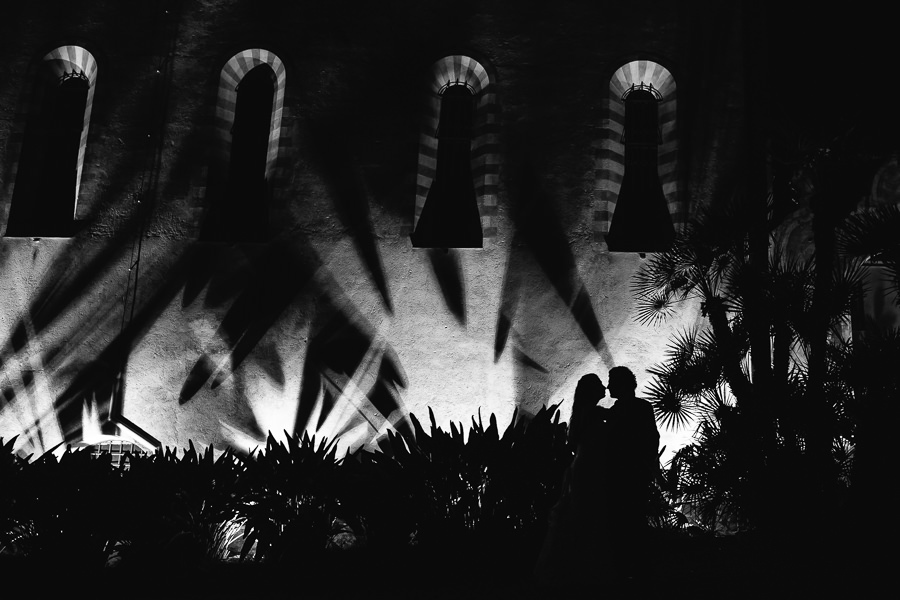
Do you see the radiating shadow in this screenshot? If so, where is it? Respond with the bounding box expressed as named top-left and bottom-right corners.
top-left (10, 322), bottom-right (27, 352)
top-left (0, 214), bottom-right (151, 447)
top-left (427, 248), bottom-right (466, 325)
top-left (179, 354), bottom-right (215, 404)
top-left (495, 149), bottom-right (606, 356)
top-left (570, 285), bottom-right (601, 347)
top-left (294, 280), bottom-right (408, 439)
top-left (52, 351), bottom-right (123, 444)
top-left (10, 239), bottom-right (265, 446)
top-left (513, 347), bottom-right (549, 373)
top-left (494, 312), bottom-right (512, 362)
top-left (254, 341), bottom-right (286, 388)
top-left (307, 117), bottom-right (393, 313)
top-left (211, 243), bottom-right (319, 388)
top-left (493, 139), bottom-right (613, 410)
top-left (180, 244), bottom-right (217, 309)
top-left (0, 386), bottom-right (14, 412)
top-left (1, 1), bottom-right (415, 453)
top-left (176, 239), bottom-right (319, 402)
top-left (45, 247), bottom-right (233, 443)
top-left (5, 214), bottom-right (142, 345)
top-left (175, 234), bottom-right (411, 446)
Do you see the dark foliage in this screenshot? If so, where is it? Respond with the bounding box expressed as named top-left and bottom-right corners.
top-left (631, 179), bottom-right (875, 534)
top-left (235, 432), bottom-right (343, 563)
top-left (0, 404), bottom-right (574, 573)
top-left (375, 404), bottom-right (571, 558)
top-left (0, 442), bottom-right (123, 567)
top-left (115, 441), bottom-right (246, 568)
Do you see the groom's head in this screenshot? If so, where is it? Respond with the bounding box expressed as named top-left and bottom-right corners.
top-left (608, 367), bottom-right (637, 400)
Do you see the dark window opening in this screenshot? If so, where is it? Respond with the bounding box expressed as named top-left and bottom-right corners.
top-left (605, 85), bottom-right (675, 253)
top-left (204, 64), bottom-right (274, 242)
top-left (412, 84), bottom-right (483, 249)
top-left (6, 72), bottom-right (89, 237)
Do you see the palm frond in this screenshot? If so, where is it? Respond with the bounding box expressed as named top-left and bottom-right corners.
top-left (769, 252), bottom-right (816, 335)
top-left (832, 436), bottom-right (855, 488)
top-left (647, 327), bottom-right (726, 397)
top-left (827, 258), bottom-right (867, 327)
top-left (696, 383), bottom-right (737, 425)
top-left (663, 327), bottom-right (700, 367)
top-left (631, 236), bottom-right (706, 317)
top-left (633, 289), bottom-right (679, 326)
top-left (837, 204), bottom-right (900, 261)
top-left (646, 379), bottom-right (696, 431)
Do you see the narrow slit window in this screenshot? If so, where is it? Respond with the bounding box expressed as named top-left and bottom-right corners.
top-left (412, 84), bottom-right (483, 249)
top-left (7, 69), bottom-right (91, 237)
top-left (204, 51), bottom-right (285, 243)
top-left (227, 64), bottom-right (274, 241)
top-left (206, 65), bottom-right (275, 241)
top-left (605, 83), bottom-right (675, 253)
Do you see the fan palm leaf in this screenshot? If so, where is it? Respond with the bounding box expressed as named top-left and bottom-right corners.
top-left (697, 384), bottom-right (737, 425)
top-left (646, 379), bottom-right (696, 431)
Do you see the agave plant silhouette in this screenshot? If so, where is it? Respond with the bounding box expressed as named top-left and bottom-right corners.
top-left (367, 404), bottom-right (571, 559)
top-left (0, 437), bottom-right (29, 556)
top-left (235, 432), bottom-right (344, 563)
top-left (114, 441), bottom-right (247, 568)
top-left (0, 443), bottom-right (124, 566)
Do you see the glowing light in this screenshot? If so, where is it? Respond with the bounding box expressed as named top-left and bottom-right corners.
top-left (80, 397), bottom-right (104, 444)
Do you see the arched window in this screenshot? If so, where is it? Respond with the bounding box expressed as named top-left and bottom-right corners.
top-left (6, 46), bottom-right (97, 237)
top-left (203, 49), bottom-right (285, 242)
top-left (605, 84), bottom-right (674, 252)
top-left (411, 55), bottom-right (500, 248)
top-left (225, 64), bottom-right (275, 240)
top-left (596, 60), bottom-right (681, 253)
top-left (412, 83), bottom-right (482, 248)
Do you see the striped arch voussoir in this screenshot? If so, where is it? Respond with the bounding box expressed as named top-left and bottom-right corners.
top-left (215, 49), bottom-right (287, 179)
top-left (429, 55), bottom-right (490, 96)
top-left (43, 45), bottom-right (98, 85)
top-left (609, 60), bottom-right (675, 99)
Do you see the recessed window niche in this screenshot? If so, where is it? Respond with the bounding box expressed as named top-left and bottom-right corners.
top-left (5, 46), bottom-right (98, 237)
top-left (411, 55), bottom-right (500, 249)
top-left (595, 60), bottom-right (682, 253)
top-left (203, 49), bottom-right (286, 242)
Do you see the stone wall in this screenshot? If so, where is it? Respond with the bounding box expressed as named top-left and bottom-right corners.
top-left (0, 0), bottom-right (759, 460)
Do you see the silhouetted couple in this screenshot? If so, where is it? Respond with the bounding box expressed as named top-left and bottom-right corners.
top-left (536, 367), bottom-right (659, 590)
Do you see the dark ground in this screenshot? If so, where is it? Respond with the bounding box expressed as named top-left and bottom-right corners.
top-left (0, 529), bottom-right (887, 599)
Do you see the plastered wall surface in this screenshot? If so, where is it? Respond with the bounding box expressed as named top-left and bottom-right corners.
top-left (1, 0), bottom-right (747, 461)
top-left (0, 236), bottom-right (703, 459)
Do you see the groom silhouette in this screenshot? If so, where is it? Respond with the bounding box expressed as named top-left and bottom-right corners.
top-left (605, 366), bottom-right (659, 575)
